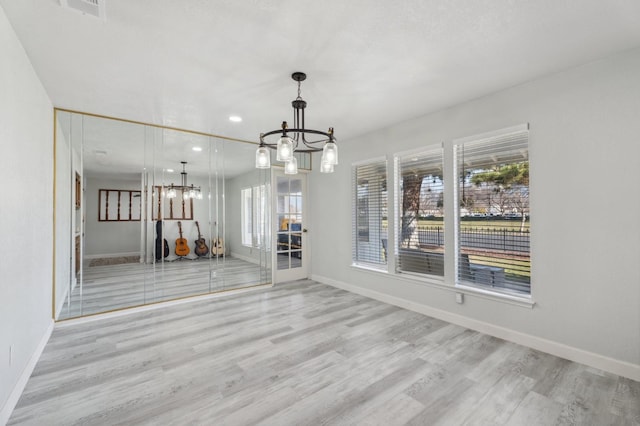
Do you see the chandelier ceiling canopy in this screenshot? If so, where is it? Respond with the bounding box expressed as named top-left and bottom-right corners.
top-left (256, 72), bottom-right (338, 174)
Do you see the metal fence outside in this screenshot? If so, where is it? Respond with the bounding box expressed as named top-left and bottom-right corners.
top-left (416, 226), bottom-right (530, 253)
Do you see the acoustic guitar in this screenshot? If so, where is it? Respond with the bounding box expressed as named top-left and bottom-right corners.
top-left (211, 237), bottom-right (225, 257)
top-left (175, 221), bottom-right (190, 257)
top-left (194, 221), bottom-right (209, 257)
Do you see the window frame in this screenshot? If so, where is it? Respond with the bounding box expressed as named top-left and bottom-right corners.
top-left (241, 187), bottom-right (253, 247)
top-left (241, 184), bottom-right (269, 249)
top-left (452, 124), bottom-right (530, 297)
top-left (351, 157), bottom-right (388, 270)
top-left (394, 145), bottom-right (446, 281)
top-left (350, 124), bottom-right (533, 306)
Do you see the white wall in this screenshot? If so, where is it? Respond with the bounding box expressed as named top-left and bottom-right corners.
top-left (84, 176), bottom-right (142, 257)
top-left (0, 5), bottom-right (54, 424)
top-left (310, 48), bottom-right (640, 379)
top-left (54, 113), bottom-right (72, 315)
top-left (84, 174), bottom-right (225, 259)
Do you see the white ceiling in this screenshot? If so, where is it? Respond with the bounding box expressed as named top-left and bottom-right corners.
top-left (3, 0), bottom-right (640, 145)
top-left (57, 110), bottom-right (258, 179)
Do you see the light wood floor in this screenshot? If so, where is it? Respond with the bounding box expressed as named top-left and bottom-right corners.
top-left (59, 256), bottom-right (268, 319)
top-left (12, 280), bottom-right (639, 425)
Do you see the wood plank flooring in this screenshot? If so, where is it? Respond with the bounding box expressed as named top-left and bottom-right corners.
top-left (12, 280), bottom-right (640, 425)
top-left (59, 256), bottom-right (267, 319)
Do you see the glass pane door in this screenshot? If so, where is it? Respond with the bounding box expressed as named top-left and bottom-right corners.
top-left (274, 172), bottom-right (307, 282)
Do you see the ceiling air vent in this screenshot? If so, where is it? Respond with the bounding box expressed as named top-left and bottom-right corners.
top-left (59, 0), bottom-right (106, 20)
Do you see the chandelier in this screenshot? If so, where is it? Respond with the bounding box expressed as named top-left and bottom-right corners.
top-left (255, 72), bottom-right (338, 174)
top-left (165, 161), bottom-right (203, 200)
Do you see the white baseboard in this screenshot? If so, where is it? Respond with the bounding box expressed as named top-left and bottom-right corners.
top-left (312, 274), bottom-right (640, 382)
top-left (0, 320), bottom-right (54, 425)
top-left (230, 251), bottom-right (260, 265)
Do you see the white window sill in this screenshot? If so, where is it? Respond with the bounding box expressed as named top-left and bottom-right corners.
top-left (350, 263), bottom-right (535, 309)
top-left (454, 283), bottom-right (534, 308)
top-left (351, 262), bottom-right (388, 274)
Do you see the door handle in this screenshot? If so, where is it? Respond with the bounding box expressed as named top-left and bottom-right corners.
top-left (302, 228), bottom-right (308, 233)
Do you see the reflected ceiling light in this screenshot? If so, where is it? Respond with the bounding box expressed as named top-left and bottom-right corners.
top-left (165, 162), bottom-right (203, 200)
top-left (256, 72), bottom-right (338, 174)
top-left (166, 168), bottom-right (174, 173)
top-left (192, 146), bottom-right (202, 152)
top-left (94, 149), bottom-right (108, 164)
top-left (229, 115), bottom-right (242, 122)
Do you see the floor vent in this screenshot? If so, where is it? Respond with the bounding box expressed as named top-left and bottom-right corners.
top-left (59, 0), bottom-right (106, 20)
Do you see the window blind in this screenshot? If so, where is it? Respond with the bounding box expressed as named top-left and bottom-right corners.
top-left (242, 185), bottom-right (269, 248)
top-left (352, 160), bottom-right (387, 268)
top-left (455, 127), bottom-right (530, 294)
top-left (253, 184), bottom-right (269, 248)
top-left (395, 147), bottom-right (445, 278)
top-left (241, 187), bottom-right (252, 246)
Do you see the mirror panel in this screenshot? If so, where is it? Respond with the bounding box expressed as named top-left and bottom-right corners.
top-left (54, 110), bottom-right (271, 320)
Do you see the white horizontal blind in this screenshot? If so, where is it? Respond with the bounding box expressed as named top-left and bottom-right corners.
top-left (252, 184), bottom-right (269, 248)
top-left (241, 187), bottom-right (252, 246)
top-left (352, 160), bottom-right (387, 268)
top-left (455, 127), bottom-right (530, 294)
top-left (395, 147), bottom-right (445, 277)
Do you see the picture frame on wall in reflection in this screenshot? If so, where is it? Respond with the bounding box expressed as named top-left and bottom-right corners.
top-left (153, 186), bottom-right (193, 220)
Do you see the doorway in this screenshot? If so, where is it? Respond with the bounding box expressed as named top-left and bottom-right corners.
top-left (273, 170), bottom-right (308, 283)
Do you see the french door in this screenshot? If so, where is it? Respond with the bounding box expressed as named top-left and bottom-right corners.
top-left (273, 170), bottom-right (308, 283)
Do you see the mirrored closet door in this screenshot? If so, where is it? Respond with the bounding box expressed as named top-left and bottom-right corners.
top-left (54, 110), bottom-right (271, 320)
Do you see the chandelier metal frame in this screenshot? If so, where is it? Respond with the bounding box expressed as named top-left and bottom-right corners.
top-left (256, 72), bottom-right (338, 174)
top-left (165, 161), bottom-right (202, 200)
top-left (259, 72), bottom-right (336, 152)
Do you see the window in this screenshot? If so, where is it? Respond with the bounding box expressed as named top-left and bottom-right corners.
top-left (241, 188), bottom-right (252, 246)
top-left (99, 189), bottom-right (142, 221)
top-left (254, 184), bottom-right (268, 248)
top-left (241, 185), bottom-right (269, 248)
top-left (454, 125), bottom-right (530, 295)
top-left (352, 159), bottom-right (387, 268)
top-left (354, 124), bottom-right (531, 299)
top-left (395, 147), bottom-right (445, 278)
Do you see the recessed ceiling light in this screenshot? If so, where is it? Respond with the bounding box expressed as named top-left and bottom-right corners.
top-left (229, 115), bottom-right (242, 123)
top-left (192, 146), bottom-right (202, 152)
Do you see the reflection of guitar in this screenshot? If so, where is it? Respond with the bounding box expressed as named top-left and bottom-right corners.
top-left (211, 238), bottom-right (224, 257)
top-left (155, 220), bottom-right (169, 260)
top-left (175, 221), bottom-right (190, 257)
top-left (194, 221), bottom-right (209, 257)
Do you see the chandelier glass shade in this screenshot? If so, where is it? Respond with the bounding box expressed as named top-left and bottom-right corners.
top-left (319, 161), bottom-right (334, 174)
top-left (165, 161), bottom-right (203, 200)
top-left (256, 72), bottom-right (338, 174)
top-left (255, 145), bottom-right (270, 169)
top-left (284, 156), bottom-right (298, 175)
